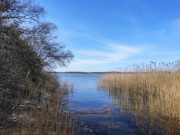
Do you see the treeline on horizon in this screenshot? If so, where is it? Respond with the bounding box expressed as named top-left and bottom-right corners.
top-left (0, 0), bottom-right (75, 134)
top-left (51, 61), bottom-right (180, 74)
top-left (50, 71), bottom-right (120, 74)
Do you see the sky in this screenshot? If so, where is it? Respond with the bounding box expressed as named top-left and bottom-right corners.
top-left (38, 0), bottom-right (180, 72)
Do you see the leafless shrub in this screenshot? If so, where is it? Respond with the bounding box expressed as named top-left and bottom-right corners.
top-left (0, 0), bottom-right (75, 134)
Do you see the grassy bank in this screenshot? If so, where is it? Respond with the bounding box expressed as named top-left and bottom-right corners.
top-left (99, 61), bottom-right (180, 134)
top-left (0, 73), bottom-right (76, 135)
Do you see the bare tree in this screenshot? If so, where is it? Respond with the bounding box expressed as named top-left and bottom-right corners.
top-left (0, 0), bottom-right (73, 122)
top-left (26, 22), bottom-right (73, 68)
top-left (0, 0), bottom-right (45, 24)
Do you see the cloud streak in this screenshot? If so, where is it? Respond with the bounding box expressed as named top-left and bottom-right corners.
top-left (174, 19), bottom-right (180, 31)
top-left (74, 43), bottom-right (146, 65)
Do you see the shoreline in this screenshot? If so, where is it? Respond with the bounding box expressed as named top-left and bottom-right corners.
top-left (49, 72), bottom-right (119, 74)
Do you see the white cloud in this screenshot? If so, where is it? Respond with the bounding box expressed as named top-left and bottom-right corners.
top-left (75, 59), bottom-right (104, 64)
top-left (109, 43), bottom-right (142, 53)
top-left (172, 19), bottom-right (180, 32)
top-left (75, 43), bottom-right (146, 65)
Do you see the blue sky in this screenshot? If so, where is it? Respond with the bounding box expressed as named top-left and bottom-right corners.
top-left (38, 0), bottom-right (180, 72)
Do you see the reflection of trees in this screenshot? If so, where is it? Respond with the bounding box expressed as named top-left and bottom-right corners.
top-left (99, 68), bottom-right (180, 134)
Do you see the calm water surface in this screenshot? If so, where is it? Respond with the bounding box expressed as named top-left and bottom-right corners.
top-left (59, 74), bottom-right (179, 135)
top-left (59, 74), bottom-right (140, 135)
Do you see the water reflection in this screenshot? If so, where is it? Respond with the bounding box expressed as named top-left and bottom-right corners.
top-left (98, 73), bottom-right (180, 135)
top-left (59, 74), bottom-right (180, 135)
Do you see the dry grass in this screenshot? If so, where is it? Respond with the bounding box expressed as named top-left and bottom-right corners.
top-left (1, 73), bottom-right (76, 135)
top-left (99, 61), bottom-right (180, 134)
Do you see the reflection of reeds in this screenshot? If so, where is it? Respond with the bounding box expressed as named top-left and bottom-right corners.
top-left (99, 61), bottom-right (180, 134)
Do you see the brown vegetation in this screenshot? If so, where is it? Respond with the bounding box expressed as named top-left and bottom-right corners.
top-left (0, 0), bottom-right (75, 134)
top-left (18, 75), bottom-right (76, 135)
top-left (99, 61), bottom-right (180, 134)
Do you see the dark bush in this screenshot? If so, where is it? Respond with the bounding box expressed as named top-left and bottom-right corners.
top-left (0, 0), bottom-right (73, 123)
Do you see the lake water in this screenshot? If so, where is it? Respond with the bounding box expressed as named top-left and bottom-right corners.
top-left (59, 74), bottom-right (180, 135)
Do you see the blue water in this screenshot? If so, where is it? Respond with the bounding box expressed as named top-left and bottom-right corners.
top-left (59, 74), bottom-right (139, 135)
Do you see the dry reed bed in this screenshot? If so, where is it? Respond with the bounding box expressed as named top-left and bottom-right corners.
top-left (10, 74), bottom-right (76, 135)
top-left (99, 61), bottom-right (180, 134)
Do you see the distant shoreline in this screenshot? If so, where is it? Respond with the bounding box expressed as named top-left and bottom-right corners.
top-left (49, 72), bottom-right (120, 74)
top-left (48, 71), bottom-right (174, 74)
